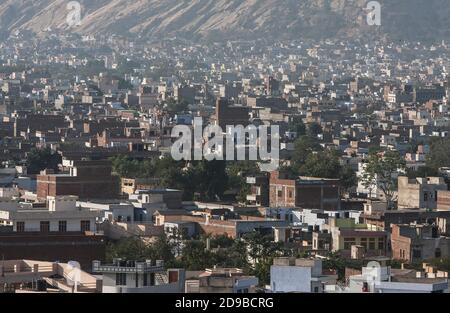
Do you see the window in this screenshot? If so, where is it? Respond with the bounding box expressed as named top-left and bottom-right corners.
top-left (369, 238), bottom-right (376, 250)
top-left (288, 190), bottom-right (293, 198)
top-left (435, 248), bottom-right (442, 258)
top-left (344, 238), bottom-right (356, 250)
top-left (413, 249), bottom-right (422, 258)
top-left (400, 249), bottom-right (407, 260)
top-left (314, 287), bottom-right (319, 293)
top-left (58, 221), bottom-right (67, 232)
top-left (424, 192), bottom-right (428, 201)
top-left (150, 273), bottom-right (155, 286)
top-left (378, 238), bottom-right (384, 251)
top-left (16, 222), bottom-right (25, 232)
top-left (80, 220), bottom-right (91, 232)
top-left (40, 221), bottom-right (50, 233)
top-left (360, 238), bottom-right (368, 249)
top-left (277, 190), bottom-right (282, 197)
top-left (143, 274), bottom-right (148, 287)
top-left (116, 273), bottom-right (127, 286)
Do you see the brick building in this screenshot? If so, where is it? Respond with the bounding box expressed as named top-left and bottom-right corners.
top-left (13, 113), bottom-right (67, 137)
top-left (153, 211), bottom-right (287, 239)
top-left (215, 98), bottom-right (249, 130)
top-left (269, 171), bottom-right (341, 210)
top-left (37, 159), bottom-right (119, 200)
top-left (391, 223), bottom-right (450, 263)
top-left (0, 232), bottom-right (105, 271)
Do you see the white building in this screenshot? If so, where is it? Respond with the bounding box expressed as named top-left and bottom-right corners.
top-left (293, 208), bottom-right (361, 230)
top-left (77, 200), bottom-right (135, 223)
top-left (92, 259), bottom-right (185, 293)
top-left (0, 196), bottom-right (101, 233)
top-left (270, 258), bottom-right (337, 293)
top-left (326, 260), bottom-right (449, 293)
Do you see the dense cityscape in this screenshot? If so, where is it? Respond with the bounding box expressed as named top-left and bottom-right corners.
top-left (0, 1), bottom-right (450, 302)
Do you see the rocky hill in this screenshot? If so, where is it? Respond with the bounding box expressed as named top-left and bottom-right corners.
top-left (0, 0), bottom-right (449, 42)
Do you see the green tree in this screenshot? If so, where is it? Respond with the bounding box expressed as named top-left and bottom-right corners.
top-left (106, 235), bottom-right (177, 266)
top-left (340, 165), bottom-right (357, 195)
top-left (360, 151), bottom-right (405, 208)
top-left (110, 155), bottom-right (149, 178)
top-left (243, 231), bottom-right (287, 285)
top-left (187, 160), bottom-right (229, 201)
top-left (105, 237), bottom-right (150, 262)
top-left (407, 166), bottom-right (439, 179)
top-left (291, 135), bottom-right (323, 173)
top-left (26, 147), bottom-right (61, 175)
top-left (166, 99), bottom-right (189, 113)
top-left (299, 151), bottom-right (341, 178)
top-left (427, 138), bottom-right (450, 171)
top-left (226, 161), bottom-right (260, 203)
top-left (307, 122), bottom-right (323, 137)
top-left (179, 240), bottom-right (216, 270)
top-left (288, 116), bottom-right (306, 137)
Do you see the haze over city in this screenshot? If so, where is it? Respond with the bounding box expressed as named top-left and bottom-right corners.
top-left (0, 0), bottom-right (449, 306)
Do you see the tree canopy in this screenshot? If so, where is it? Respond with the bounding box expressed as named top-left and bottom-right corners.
top-left (26, 147), bottom-right (61, 175)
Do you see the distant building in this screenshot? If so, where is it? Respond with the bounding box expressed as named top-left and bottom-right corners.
top-left (323, 217), bottom-right (387, 258)
top-left (121, 178), bottom-right (161, 195)
top-left (269, 171), bottom-right (341, 210)
top-left (398, 177), bottom-right (447, 210)
top-left (185, 268), bottom-right (258, 293)
top-left (37, 159), bottom-right (119, 200)
top-left (246, 174), bottom-right (269, 206)
top-left (92, 259), bottom-right (185, 293)
top-left (215, 98), bottom-right (249, 130)
top-left (0, 260), bottom-right (100, 293)
top-left (342, 261), bottom-right (449, 293)
top-left (270, 257), bottom-right (337, 293)
top-left (391, 223), bottom-right (450, 263)
top-left (437, 190), bottom-right (450, 211)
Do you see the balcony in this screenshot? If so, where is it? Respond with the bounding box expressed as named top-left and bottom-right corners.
top-left (92, 260), bottom-right (165, 274)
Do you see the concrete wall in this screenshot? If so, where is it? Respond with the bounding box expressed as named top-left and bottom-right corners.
top-left (438, 190), bottom-right (450, 211)
top-left (270, 266), bottom-right (312, 293)
top-left (398, 177), bottom-right (447, 210)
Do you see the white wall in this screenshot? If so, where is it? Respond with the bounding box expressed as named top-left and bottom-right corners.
top-left (270, 266), bottom-right (312, 293)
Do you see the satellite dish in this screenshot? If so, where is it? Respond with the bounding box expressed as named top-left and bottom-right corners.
top-left (66, 261), bottom-right (81, 292)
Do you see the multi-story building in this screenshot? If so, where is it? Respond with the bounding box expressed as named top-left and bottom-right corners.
top-left (0, 195), bottom-right (105, 269)
top-left (398, 177), bottom-right (447, 210)
top-left (437, 190), bottom-right (450, 211)
top-left (269, 171), bottom-right (341, 210)
top-left (37, 159), bottom-right (119, 200)
top-left (246, 174), bottom-right (269, 207)
top-left (92, 259), bottom-right (185, 293)
top-left (215, 98), bottom-right (249, 130)
top-left (0, 260), bottom-right (99, 293)
top-left (323, 218), bottom-right (387, 258)
top-left (0, 196), bottom-right (101, 233)
top-left (270, 257), bottom-right (337, 293)
top-left (391, 223), bottom-right (450, 263)
top-left (185, 268), bottom-right (258, 293)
